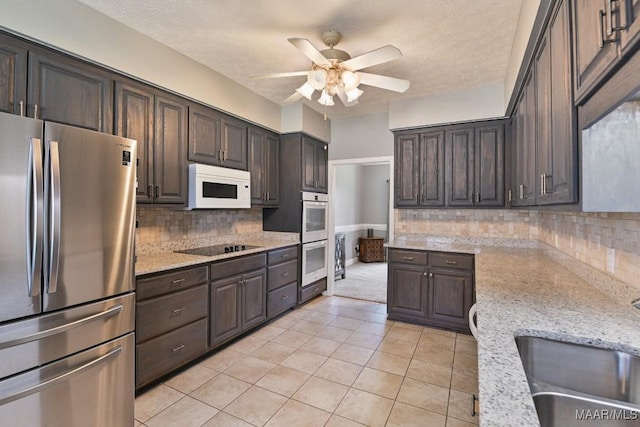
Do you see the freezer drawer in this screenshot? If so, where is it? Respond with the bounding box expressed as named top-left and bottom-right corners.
top-left (0, 293), bottom-right (134, 379)
top-left (0, 333), bottom-right (134, 427)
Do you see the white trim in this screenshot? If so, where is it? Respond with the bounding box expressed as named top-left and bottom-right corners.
top-left (335, 223), bottom-right (388, 233)
top-left (327, 155), bottom-right (394, 298)
top-left (345, 257), bottom-right (359, 267)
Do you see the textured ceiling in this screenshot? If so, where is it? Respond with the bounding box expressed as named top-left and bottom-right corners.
top-left (78, 0), bottom-right (523, 120)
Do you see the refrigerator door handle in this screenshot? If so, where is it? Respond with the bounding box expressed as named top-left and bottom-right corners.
top-left (47, 140), bottom-right (61, 294)
top-left (0, 345), bottom-right (122, 406)
top-left (0, 304), bottom-right (123, 350)
top-left (27, 138), bottom-right (44, 297)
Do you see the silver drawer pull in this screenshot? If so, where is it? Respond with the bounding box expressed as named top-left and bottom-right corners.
top-left (171, 344), bottom-right (185, 353)
top-left (445, 260), bottom-right (457, 265)
top-left (281, 254), bottom-right (289, 258)
top-left (171, 278), bottom-right (186, 285)
top-left (403, 256), bottom-right (414, 261)
top-left (314, 287), bottom-right (319, 292)
top-left (281, 272), bottom-right (289, 277)
top-left (171, 307), bottom-right (186, 314)
top-left (281, 295), bottom-right (289, 301)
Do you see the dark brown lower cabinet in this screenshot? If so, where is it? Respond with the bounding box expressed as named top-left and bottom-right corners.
top-left (299, 278), bottom-right (327, 304)
top-left (266, 245), bottom-right (298, 318)
top-left (387, 248), bottom-right (475, 333)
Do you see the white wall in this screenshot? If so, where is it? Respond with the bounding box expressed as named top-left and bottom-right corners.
top-left (329, 112), bottom-right (393, 160)
top-left (334, 165), bottom-right (363, 227)
top-left (0, 0), bottom-right (283, 131)
top-left (388, 83), bottom-right (506, 130)
top-left (504, 0), bottom-right (541, 106)
top-left (281, 103), bottom-right (331, 142)
top-left (361, 165), bottom-right (390, 225)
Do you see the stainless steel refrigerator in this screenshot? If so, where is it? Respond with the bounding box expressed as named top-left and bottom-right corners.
top-left (0, 111), bottom-right (137, 426)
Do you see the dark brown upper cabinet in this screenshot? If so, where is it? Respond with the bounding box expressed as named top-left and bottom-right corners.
top-left (115, 82), bottom-right (188, 205)
top-left (188, 104), bottom-right (220, 165)
top-left (188, 106), bottom-right (247, 170)
top-left (154, 95), bottom-right (188, 204)
top-left (301, 136), bottom-right (328, 193)
top-left (474, 124), bottom-right (505, 207)
top-left (573, 0), bottom-right (640, 103)
top-left (394, 131), bottom-right (445, 207)
top-left (0, 33), bottom-right (27, 116)
top-left (446, 128), bottom-right (475, 207)
top-left (248, 126), bottom-right (279, 206)
top-left (512, 0), bottom-right (576, 207)
top-left (28, 48), bottom-right (113, 133)
top-left (115, 81), bottom-right (155, 203)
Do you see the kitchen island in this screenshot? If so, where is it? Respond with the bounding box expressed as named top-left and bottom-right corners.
top-left (387, 236), bottom-right (640, 426)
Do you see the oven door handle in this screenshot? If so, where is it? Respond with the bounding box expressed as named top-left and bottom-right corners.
top-left (303, 240), bottom-right (327, 249)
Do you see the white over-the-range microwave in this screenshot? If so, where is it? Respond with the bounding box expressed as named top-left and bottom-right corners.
top-left (188, 163), bottom-right (251, 209)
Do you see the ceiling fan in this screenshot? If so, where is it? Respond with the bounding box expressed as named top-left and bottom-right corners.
top-left (252, 30), bottom-right (410, 107)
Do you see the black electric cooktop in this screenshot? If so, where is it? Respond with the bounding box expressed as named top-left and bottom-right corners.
top-left (175, 244), bottom-right (261, 257)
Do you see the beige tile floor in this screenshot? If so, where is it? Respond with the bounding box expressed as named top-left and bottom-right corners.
top-left (135, 296), bottom-right (479, 427)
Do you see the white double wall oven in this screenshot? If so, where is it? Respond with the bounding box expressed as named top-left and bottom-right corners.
top-left (301, 192), bottom-right (329, 287)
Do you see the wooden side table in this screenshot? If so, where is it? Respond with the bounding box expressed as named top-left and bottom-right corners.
top-left (358, 237), bottom-right (385, 263)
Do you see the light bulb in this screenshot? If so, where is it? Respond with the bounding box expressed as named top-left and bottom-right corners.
top-left (295, 82), bottom-right (315, 100)
top-left (340, 70), bottom-right (361, 91)
top-left (318, 89), bottom-right (335, 106)
top-left (307, 69), bottom-right (327, 91)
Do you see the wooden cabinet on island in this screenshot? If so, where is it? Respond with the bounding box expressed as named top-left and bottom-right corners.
top-left (387, 248), bottom-right (475, 333)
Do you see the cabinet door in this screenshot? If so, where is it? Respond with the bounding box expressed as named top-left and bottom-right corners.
top-left (154, 95), bottom-right (187, 204)
top-left (265, 134), bottom-right (280, 205)
top-left (0, 34), bottom-right (27, 115)
top-left (248, 128), bottom-right (266, 205)
top-left (387, 263), bottom-right (428, 319)
top-left (446, 128), bottom-right (474, 207)
top-left (419, 131), bottom-right (445, 206)
top-left (28, 49), bottom-right (113, 133)
top-left (428, 268), bottom-right (473, 332)
top-left (188, 104), bottom-right (220, 165)
top-left (115, 81), bottom-right (154, 204)
top-left (474, 124), bottom-right (505, 206)
top-left (573, 0), bottom-right (619, 97)
top-left (220, 117), bottom-right (247, 170)
top-left (514, 71), bottom-right (538, 206)
top-left (210, 275), bottom-right (242, 347)
top-left (536, 35), bottom-right (552, 204)
top-left (621, 0), bottom-right (640, 51)
top-left (394, 134), bottom-right (420, 207)
top-left (301, 136), bottom-right (317, 192)
top-left (241, 269), bottom-right (267, 331)
top-left (315, 141), bottom-right (328, 193)
top-left (549, 0), bottom-right (578, 204)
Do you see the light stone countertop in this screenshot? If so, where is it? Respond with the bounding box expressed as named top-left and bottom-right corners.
top-left (387, 237), bottom-right (640, 426)
top-left (135, 239), bottom-right (299, 276)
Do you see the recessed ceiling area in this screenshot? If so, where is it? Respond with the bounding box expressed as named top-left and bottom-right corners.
top-left (78, 0), bottom-right (524, 120)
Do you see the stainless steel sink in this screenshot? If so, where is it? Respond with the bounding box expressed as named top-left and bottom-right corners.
top-left (515, 336), bottom-right (640, 426)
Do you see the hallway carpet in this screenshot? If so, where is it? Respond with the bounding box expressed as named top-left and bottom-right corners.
top-left (333, 262), bottom-right (388, 303)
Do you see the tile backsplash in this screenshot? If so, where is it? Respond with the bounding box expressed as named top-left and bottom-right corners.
top-left (136, 206), bottom-right (262, 247)
top-left (395, 208), bottom-right (640, 291)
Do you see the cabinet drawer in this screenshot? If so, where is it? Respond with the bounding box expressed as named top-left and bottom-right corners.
top-left (267, 282), bottom-right (297, 318)
top-left (429, 252), bottom-right (474, 270)
top-left (299, 278), bottom-right (327, 304)
top-left (137, 266), bottom-right (208, 300)
top-left (388, 249), bottom-right (428, 265)
top-left (268, 246), bottom-right (298, 265)
top-left (136, 318), bottom-right (207, 388)
top-left (210, 253), bottom-right (266, 281)
top-left (136, 285), bottom-right (208, 343)
top-left (267, 259), bottom-right (298, 291)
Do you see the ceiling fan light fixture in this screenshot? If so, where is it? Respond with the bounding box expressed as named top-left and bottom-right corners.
top-left (340, 70), bottom-right (360, 91)
top-left (346, 87), bottom-right (364, 103)
top-left (318, 89), bottom-right (335, 106)
top-left (307, 69), bottom-right (327, 91)
top-left (296, 82), bottom-right (315, 100)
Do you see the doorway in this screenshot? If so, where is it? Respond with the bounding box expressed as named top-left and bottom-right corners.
top-left (326, 156), bottom-right (394, 303)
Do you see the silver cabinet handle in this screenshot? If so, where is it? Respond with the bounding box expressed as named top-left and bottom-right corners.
top-left (171, 278), bottom-right (186, 285)
top-left (445, 260), bottom-right (457, 265)
top-left (171, 307), bottom-right (186, 314)
top-left (475, 193), bottom-right (480, 203)
top-left (281, 272), bottom-right (289, 277)
top-left (0, 305), bottom-right (123, 349)
top-left (171, 344), bottom-right (185, 353)
top-left (429, 273), bottom-right (433, 278)
top-left (19, 100), bottom-right (24, 117)
top-left (281, 295), bottom-right (289, 301)
top-left (314, 287), bottom-right (319, 292)
top-left (46, 141), bottom-right (61, 294)
top-left (403, 256), bottom-right (414, 261)
top-left (423, 272), bottom-right (428, 277)
top-left (34, 104), bottom-right (39, 119)
top-left (606, 0), bottom-right (625, 36)
top-left (0, 345), bottom-right (121, 406)
top-left (28, 138), bottom-right (44, 298)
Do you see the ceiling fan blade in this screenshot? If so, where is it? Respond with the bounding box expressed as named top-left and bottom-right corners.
top-left (283, 92), bottom-right (303, 104)
top-left (251, 71), bottom-right (309, 79)
top-left (288, 38), bottom-right (331, 66)
top-left (341, 45), bottom-right (402, 71)
top-left (358, 72), bottom-right (411, 93)
top-left (335, 88), bottom-right (359, 107)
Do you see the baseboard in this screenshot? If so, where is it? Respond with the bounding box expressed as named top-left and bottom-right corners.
top-left (345, 257), bottom-right (359, 267)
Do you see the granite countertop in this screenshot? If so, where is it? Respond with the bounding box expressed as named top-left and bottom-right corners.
top-left (387, 237), bottom-right (640, 426)
top-left (135, 239), bottom-right (299, 276)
